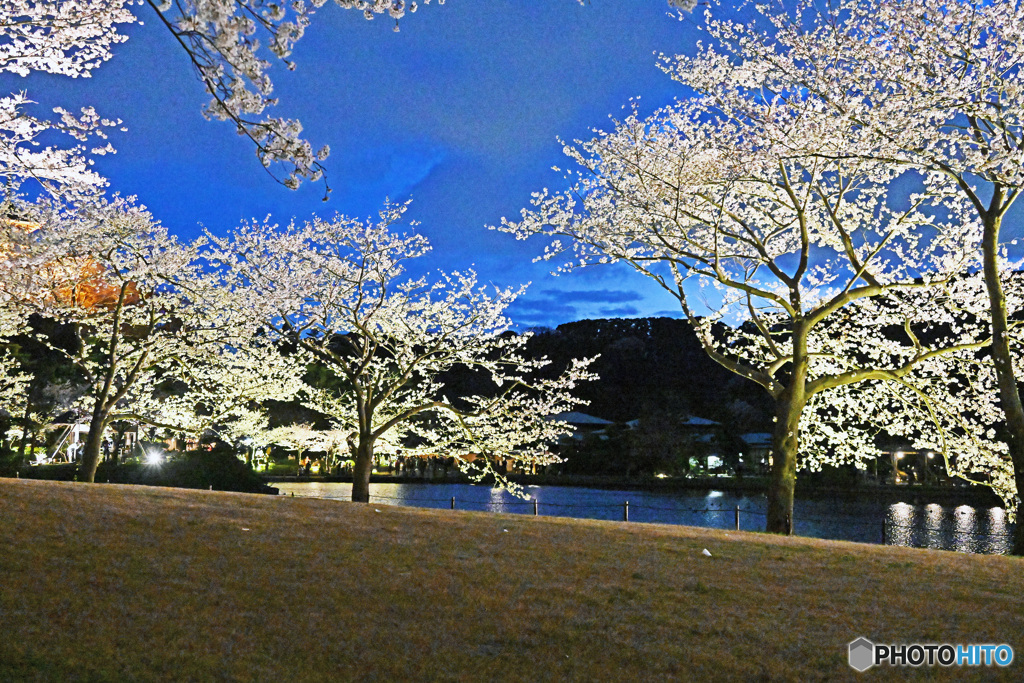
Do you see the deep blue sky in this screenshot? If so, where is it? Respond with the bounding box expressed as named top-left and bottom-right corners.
top-left (9, 1), bottom-right (710, 329)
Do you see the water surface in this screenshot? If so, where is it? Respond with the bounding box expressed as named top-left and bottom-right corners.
top-left (275, 482), bottom-right (1014, 555)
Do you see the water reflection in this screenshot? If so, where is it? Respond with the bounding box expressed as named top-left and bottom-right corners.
top-left (275, 482), bottom-right (1014, 555)
top-left (887, 502), bottom-right (914, 548)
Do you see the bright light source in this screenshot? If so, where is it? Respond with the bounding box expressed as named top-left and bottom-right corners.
top-left (145, 449), bottom-right (163, 465)
top-left (895, 451), bottom-right (904, 459)
top-left (926, 452), bottom-right (935, 459)
top-left (655, 473), bottom-right (669, 479)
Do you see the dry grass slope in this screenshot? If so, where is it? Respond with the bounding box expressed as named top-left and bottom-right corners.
top-left (0, 479), bottom-right (1021, 682)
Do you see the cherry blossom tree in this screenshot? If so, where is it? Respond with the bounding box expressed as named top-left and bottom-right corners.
top-left (0, 350), bottom-right (27, 422)
top-left (0, 296), bottom-right (26, 411)
top-left (2, 197), bottom-right (303, 481)
top-left (208, 203), bottom-right (594, 502)
top-left (1, 1), bottom-right (133, 198)
top-left (802, 270), bottom-right (1024, 513)
top-left (261, 422), bottom-right (340, 464)
top-left (1, 207), bottom-right (48, 426)
top-left (501, 98), bottom-right (991, 534)
top-left (652, 0), bottom-right (1024, 549)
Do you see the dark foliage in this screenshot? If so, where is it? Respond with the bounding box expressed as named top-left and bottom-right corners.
top-left (525, 317), bottom-right (774, 429)
top-left (9, 450), bottom-right (276, 494)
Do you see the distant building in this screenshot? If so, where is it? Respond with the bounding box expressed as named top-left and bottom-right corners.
top-left (738, 432), bottom-right (772, 473)
top-left (547, 411), bottom-right (616, 442)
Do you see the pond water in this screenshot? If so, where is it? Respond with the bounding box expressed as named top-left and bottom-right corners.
top-left (275, 482), bottom-right (1015, 555)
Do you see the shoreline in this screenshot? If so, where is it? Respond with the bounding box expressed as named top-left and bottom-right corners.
top-left (266, 472), bottom-right (1005, 507)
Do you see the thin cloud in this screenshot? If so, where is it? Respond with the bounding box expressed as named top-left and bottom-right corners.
top-left (599, 305), bottom-right (641, 316)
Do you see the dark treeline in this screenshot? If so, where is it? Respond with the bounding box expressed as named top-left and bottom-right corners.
top-left (1, 315), bottom-right (775, 478)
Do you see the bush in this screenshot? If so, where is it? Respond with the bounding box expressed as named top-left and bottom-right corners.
top-left (12, 451), bottom-right (277, 494)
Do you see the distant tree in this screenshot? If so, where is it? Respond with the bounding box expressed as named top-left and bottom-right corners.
top-left (209, 202), bottom-right (594, 502)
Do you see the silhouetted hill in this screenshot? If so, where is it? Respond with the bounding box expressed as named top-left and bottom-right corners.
top-left (525, 317), bottom-right (774, 432)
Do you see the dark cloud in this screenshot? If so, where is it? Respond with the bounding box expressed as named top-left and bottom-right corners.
top-left (509, 287), bottom-right (655, 328)
top-left (539, 289), bottom-right (644, 303)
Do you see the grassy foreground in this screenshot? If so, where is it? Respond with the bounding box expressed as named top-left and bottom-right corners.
top-left (1, 480), bottom-right (1021, 682)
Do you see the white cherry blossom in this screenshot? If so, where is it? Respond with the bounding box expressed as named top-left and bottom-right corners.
top-left (207, 202), bottom-right (595, 502)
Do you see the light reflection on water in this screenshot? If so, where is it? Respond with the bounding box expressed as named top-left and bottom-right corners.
top-left (276, 482), bottom-right (1014, 555)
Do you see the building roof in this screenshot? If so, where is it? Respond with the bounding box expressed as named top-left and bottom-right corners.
top-left (546, 411), bottom-right (615, 426)
top-left (740, 432), bottom-right (772, 447)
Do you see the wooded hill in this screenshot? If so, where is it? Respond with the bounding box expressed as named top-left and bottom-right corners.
top-left (524, 317), bottom-right (774, 432)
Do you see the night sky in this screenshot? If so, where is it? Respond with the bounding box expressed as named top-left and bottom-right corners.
top-left (10, 1), bottom-right (714, 329)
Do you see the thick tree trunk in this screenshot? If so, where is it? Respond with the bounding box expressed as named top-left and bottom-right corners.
top-left (351, 437), bottom-right (374, 503)
top-left (980, 205), bottom-right (1024, 555)
top-left (765, 319), bottom-right (809, 535)
top-left (766, 386), bottom-right (805, 534)
top-left (27, 429), bottom-right (37, 463)
top-left (1013, 465), bottom-right (1024, 556)
top-left (79, 406), bottom-right (109, 483)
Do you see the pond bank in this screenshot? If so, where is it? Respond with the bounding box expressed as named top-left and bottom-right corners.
top-left (265, 472), bottom-right (1003, 506)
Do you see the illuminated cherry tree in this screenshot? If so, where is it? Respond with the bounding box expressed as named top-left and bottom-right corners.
top-left (2, 197), bottom-right (304, 481)
top-left (803, 270), bottom-right (1024, 513)
top-left (208, 203), bottom-right (594, 502)
top-left (502, 96), bottom-right (991, 534)
top-left (650, 0), bottom-right (1024, 549)
top-left (0, 348), bottom-right (27, 420)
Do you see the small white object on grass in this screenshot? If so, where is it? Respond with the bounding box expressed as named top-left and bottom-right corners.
top-left (374, 509), bottom-right (381, 513)
top-left (502, 529), bottom-right (509, 533)
top-left (702, 548), bottom-right (712, 557)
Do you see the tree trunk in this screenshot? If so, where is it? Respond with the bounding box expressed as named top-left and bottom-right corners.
top-left (112, 428), bottom-right (125, 466)
top-left (766, 386), bottom-right (805, 534)
top-left (980, 205), bottom-right (1024, 555)
top-left (351, 437), bottom-right (374, 503)
top-left (765, 320), bottom-right (809, 535)
top-left (27, 429), bottom-right (38, 464)
top-left (79, 408), bottom-right (109, 483)
top-left (17, 392), bottom-right (33, 459)
top-left (1012, 463), bottom-right (1024, 556)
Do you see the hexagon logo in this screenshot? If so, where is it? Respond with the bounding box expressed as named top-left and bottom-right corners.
top-left (849, 637), bottom-right (875, 672)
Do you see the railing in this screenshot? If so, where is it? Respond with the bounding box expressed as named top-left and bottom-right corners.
top-left (283, 490), bottom-right (1016, 551)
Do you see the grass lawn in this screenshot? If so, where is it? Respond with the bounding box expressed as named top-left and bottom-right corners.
top-left (1, 479), bottom-right (1021, 682)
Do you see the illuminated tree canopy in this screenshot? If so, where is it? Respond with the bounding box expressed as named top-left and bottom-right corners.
top-left (649, 0), bottom-right (1024, 550)
top-left (502, 5), bottom-right (1021, 534)
top-left (207, 202), bottom-right (595, 502)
